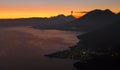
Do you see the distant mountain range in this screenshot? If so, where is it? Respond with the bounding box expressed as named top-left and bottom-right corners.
top-left (33, 14), bottom-right (76, 29)
top-left (0, 9), bottom-right (120, 32)
top-left (66, 9), bottom-right (120, 32)
top-left (0, 14), bottom-right (75, 28)
top-left (34, 9), bottom-right (120, 31)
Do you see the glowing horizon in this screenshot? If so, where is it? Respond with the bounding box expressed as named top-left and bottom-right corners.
top-left (0, 6), bottom-right (84, 19)
top-left (0, 0), bottom-right (120, 19)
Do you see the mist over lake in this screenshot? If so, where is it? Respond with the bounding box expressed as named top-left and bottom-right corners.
top-left (0, 26), bottom-right (80, 70)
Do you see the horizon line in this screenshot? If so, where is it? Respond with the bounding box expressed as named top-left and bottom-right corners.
top-left (0, 14), bottom-right (78, 20)
top-left (0, 9), bottom-right (119, 20)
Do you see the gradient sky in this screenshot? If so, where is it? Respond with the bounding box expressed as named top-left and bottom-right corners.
top-left (0, 0), bottom-right (120, 19)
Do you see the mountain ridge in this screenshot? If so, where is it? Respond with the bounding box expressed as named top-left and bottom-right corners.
top-left (67, 9), bottom-right (119, 32)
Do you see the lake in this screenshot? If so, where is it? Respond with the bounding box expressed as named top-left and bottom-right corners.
top-left (0, 26), bottom-right (80, 70)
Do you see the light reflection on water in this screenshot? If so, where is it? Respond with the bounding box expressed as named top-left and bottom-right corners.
top-left (0, 27), bottom-right (80, 70)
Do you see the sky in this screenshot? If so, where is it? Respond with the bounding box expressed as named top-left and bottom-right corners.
top-left (0, 0), bottom-right (120, 19)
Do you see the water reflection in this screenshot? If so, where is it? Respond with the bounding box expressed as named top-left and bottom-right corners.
top-left (0, 27), bottom-right (79, 70)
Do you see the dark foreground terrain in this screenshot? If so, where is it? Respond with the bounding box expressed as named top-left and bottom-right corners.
top-left (45, 21), bottom-right (120, 70)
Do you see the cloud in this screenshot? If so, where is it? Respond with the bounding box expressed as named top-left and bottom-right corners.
top-left (75, 11), bottom-right (88, 13)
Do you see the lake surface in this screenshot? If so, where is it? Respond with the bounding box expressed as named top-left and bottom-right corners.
top-left (0, 26), bottom-right (80, 70)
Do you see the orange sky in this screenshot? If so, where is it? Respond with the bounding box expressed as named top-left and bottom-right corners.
top-left (0, 0), bottom-right (120, 19)
top-left (1, 7), bottom-right (118, 19)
